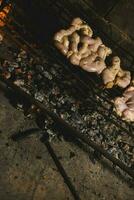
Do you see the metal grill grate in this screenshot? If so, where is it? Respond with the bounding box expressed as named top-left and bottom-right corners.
top-left (0, 0), bottom-right (134, 182)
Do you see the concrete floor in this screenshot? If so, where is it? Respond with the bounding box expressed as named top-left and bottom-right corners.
top-left (0, 90), bottom-right (134, 200)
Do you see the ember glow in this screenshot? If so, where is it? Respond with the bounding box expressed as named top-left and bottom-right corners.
top-left (0, 0), bottom-right (11, 27)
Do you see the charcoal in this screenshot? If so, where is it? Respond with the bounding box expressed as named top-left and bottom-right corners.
top-left (34, 91), bottom-right (44, 102)
top-left (10, 62), bottom-right (19, 68)
top-left (42, 71), bottom-right (53, 80)
top-left (37, 74), bottom-right (43, 81)
top-left (17, 103), bottom-right (23, 110)
top-left (0, 41), bottom-right (134, 170)
top-left (50, 68), bottom-right (59, 77)
top-left (18, 50), bottom-right (27, 59)
top-left (8, 66), bottom-right (15, 72)
top-left (35, 64), bottom-right (44, 72)
top-left (14, 79), bottom-right (25, 86)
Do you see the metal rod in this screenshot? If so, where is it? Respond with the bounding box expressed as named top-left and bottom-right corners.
top-left (42, 137), bottom-right (81, 200)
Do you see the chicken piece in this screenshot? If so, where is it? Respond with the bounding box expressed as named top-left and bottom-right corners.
top-left (85, 58), bottom-right (106, 74)
top-left (67, 32), bottom-right (80, 57)
top-left (102, 56), bottom-right (121, 88)
top-left (88, 37), bottom-right (102, 52)
top-left (74, 36), bottom-right (103, 61)
top-left (69, 52), bottom-right (81, 65)
top-left (80, 53), bottom-right (97, 66)
top-left (54, 18), bottom-right (93, 43)
top-left (54, 36), bottom-right (69, 55)
top-left (71, 17), bottom-right (83, 27)
top-left (68, 34), bottom-right (91, 65)
top-left (81, 26), bottom-right (93, 37)
top-left (114, 86), bottom-right (134, 121)
top-left (97, 44), bottom-right (112, 60)
top-left (79, 53), bottom-right (106, 74)
top-left (114, 97), bottom-right (128, 116)
top-left (71, 18), bottom-right (93, 37)
top-left (54, 27), bottom-right (75, 42)
top-left (70, 32), bottom-right (80, 53)
top-left (115, 69), bottom-right (131, 88)
top-left (123, 86), bottom-right (134, 101)
top-left (54, 18), bottom-right (93, 58)
top-left (69, 46), bottom-right (92, 65)
top-left (79, 37), bottom-right (110, 60)
top-left (54, 29), bottom-right (67, 42)
top-left (81, 48), bottom-right (92, 59)
top-left (78, 36), bottom-right (102, 53)
top-left (102, 55), bottom-right (131, 88)
top-left (123, 109), bottom-right (134, 122)
top-left (54, 18), bottom-right (109, 72)
top-left (75, 35), bottom-right (91, 57)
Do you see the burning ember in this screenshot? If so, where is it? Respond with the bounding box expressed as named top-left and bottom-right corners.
top-left (0, 0), bottom-right (11, 27)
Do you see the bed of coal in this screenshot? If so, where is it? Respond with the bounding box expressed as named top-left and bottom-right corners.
top-left (0, 28), bottom-right (134, 176)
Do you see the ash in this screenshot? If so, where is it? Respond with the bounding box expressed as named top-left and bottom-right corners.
top-left (0, 37), bottom-right (134, 170)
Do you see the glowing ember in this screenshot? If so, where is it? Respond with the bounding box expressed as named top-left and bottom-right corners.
top-left (0, 0), bottom-right (11, 27)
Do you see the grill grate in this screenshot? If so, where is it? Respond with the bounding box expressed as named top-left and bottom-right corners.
top-left (0, 0), bottom-right (134, 181)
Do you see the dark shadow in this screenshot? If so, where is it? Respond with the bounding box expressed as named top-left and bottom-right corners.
top-left (11, 128), bottom-right (41, 141)
top-left (90, 0), bottom-right (119, 16)
top-left (13, 0), bottom-right (62, 43)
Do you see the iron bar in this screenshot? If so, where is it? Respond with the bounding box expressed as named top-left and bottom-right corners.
top-left (42, 137), bottom-right (81, 200)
